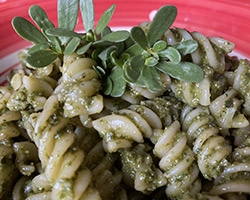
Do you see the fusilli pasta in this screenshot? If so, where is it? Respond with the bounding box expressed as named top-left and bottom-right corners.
top-left (1, 9), bottom-right (250, 200)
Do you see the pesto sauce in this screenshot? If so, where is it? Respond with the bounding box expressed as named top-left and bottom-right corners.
top-left (120, 144), bottom-right (166, 192)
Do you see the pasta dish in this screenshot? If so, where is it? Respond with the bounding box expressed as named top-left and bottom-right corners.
top-left (0, 0), bottom-right (250, 199)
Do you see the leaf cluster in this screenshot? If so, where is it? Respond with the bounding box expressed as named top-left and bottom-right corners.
top-left (11, 0), bottom-right (204, 97)
top-left (12, 0), bottom-right (117, 67)
top-left (123, 6), bottom-right (203, 93)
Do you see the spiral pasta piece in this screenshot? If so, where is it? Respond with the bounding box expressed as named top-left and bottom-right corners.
top-left (165, 28), bottom-right (234, 107)
top-left (209, 88), bottom-right (249, 129)
top-left (89, 150), bottom-right (125, 200)
top-left (181, 106), bottom-right (232, 179)
top-left (151, 121), bottom-right (202, 199)
top-left (13, 141), bottom-right (39, 176)
top-left (93, 98), bottom-right (181, 194)
top-left (170, 76), bottom-right (212, 107)
top-left (6, 70), bottom-right (57, 111)
top-left (120, 143), bottom-right (167, 194)
top-left (210, 126), bottom-right (250, 198)
top-left (0, 140), bottom-right (19, 199)
top-left (93, 96), bottom-right (182, 153)
top-left (231, 123), bottom-right (250, 147)
top-left (92, 113), bottom-right (144, 152)
top-left (167, 28), bottom-right (233, 74)
top-left (92, 97), bottom-right (175, 152)
top-left (0, 87), bottom-right (22, 199)
top-left (19, 95), bottom-right (101, 199)
top-left (77, 128), bottom-right (126, 200)
top-left (54, 54), bottom-right (103, 127)
top-left (139, 97), bottom-right (181, 127)
top-left (232, 59), bottom-right (250, 116)
top-left (210, 148), bottom-right (250, 198)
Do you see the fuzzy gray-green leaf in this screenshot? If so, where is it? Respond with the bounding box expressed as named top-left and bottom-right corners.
top-left (29, 6), bottom-right (60, 51)
top-left (12, 17), bottom-right (48, 44)
top-left (108, 66), bottom-right (126, 97)
top-left (58, 0), bottom-right (79, 31)
top-left (77, 42), bottom-right (93, 55)
top-left (29, 5), bottom-right (54, 30)
top-left (152, 40), bottom-right (167, 52)
top-left (145, 57), bottom-right (158, 67)
top-left (147, 5), bottom-right (177, 46)
top-left (123, 55), bottom-right (144, 83)
top-left (131, 26), bottom-right (148, 50)
top-left (123, 43), bottom-right (144, 56)
top-left (98, 46), bottom-right (118, 61)
top-left (80, 0), bottom-right (94, 31)
top-left (46, 28), bottom-right (80, 38)
top-left (142, 65), bottom-right (163, 92)
top-left (104, 77), bottom-right (113, 95)
top-left (28, 43), bottom-right (50, 54)
top-left (158, 46), bottom-right (181, 63)
top-left (26, 50), bottom-right (58, 68)
top-left (174, 39), bottom-right (198, 55)
top-left (95, 4), bottom-right (116, 35)
top-left (156, 61), bottom-right (204, 82)
top-left (64, 37), bottom-right (81, 55)
top-left (101, 31), bottom-right (130, 43)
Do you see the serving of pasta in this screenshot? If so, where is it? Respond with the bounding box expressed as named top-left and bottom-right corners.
top-left (1, 0), bottom-right (250, 199)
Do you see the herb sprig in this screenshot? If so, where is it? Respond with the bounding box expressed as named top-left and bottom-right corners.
top-left (11, 0), bottom-right (204, 97)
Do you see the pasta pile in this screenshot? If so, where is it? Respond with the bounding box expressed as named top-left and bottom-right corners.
top-left (1, 27), bottom-right (250, 200)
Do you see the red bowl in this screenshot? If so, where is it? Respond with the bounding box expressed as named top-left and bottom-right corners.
top-left (1, 0), bottom-right (250, 84)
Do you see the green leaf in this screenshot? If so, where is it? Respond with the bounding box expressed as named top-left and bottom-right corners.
top-left (27, 43), bottom-right (50, 54)
top-left (29, 6), bottom-right (61, 52)
top-left (85, 29), bottom-right (97, 42)
top-left (156, 61), bottom-right (204, 82)
top-left (158, 46), bottom-right (181, 63)
top-left (91, 49), bottom-right (103, 60)
top-left (93, 65), bottom-right (106, 77)
top-left (46, 28), bottom-right (80, 38)
top-left (101, 30), bottom-right (130, 42)
top-left (80, 0), bottom-right (94, 31)
top-left (64, 37), bottom-right (81, 55)
top-left (108, 66), bottom-right (126, 97)
top-left (178, 62), bottom-right (204, 82)
top-left (45, 35), bottom-right (62, 53)
top-left (152, 40), bottom-right (167, 52)
top-left (110, 51), bottom-right (123, 67)
top-left (123, 43), bottom-right (144, 56)
top-left (111, 51), bottom-right (130, 68)
top-left (123, 55), bottom-right (144, 83)
top-left (131, 26), bottom-right (148, 50)
top-left (147, 5), bottom-right (177, 46)
top-left (29, 5), bottom-right (54, 30)
top-left (101, 26), bottom-right (112, 37)
top-left (104, 77), bottom-right (113, 95)
top-left (12, 17), bottom-right (48, 44)
top-left (26, 50), bottom-right (58, 68)
top-left (92, 40), bottom-right (113, 48)
top-left (145, 57), bottom-right (158, 66)
top-left (95, 4), bottom-right (116, 35)
top-left (174, 39), bottom-right (198, 55)
top-left (141, 65), bottom-right (163, 92)
top-left (98, 46), bottom-right (118, 61)
top-left (58, 0), bottom-right (79, 31)
top-left (77, 42), bottom-right (93, 55)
